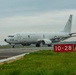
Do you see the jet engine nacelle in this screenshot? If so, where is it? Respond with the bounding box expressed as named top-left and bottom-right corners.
top-left (42, 39), bottom-right (52, 45)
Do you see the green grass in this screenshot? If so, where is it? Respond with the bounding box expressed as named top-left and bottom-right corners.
top-left (0, 50), bottom-right (76, 75)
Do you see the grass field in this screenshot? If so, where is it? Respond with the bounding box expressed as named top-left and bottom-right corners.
top-left (0, 50), bottom-right (76, 75)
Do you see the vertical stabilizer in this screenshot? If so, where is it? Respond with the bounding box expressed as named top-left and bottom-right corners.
top-left (63, 15), bottom-right (73, 33)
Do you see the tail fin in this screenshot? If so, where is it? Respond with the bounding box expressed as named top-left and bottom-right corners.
top-left (62, 15), bottom-right (73, 33)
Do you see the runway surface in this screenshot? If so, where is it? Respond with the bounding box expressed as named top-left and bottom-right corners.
top-left (0, 47), bottom-right (53, 60)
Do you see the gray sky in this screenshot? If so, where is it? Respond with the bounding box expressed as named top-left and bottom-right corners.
top-left (0, 0), bottom-right (76, 45)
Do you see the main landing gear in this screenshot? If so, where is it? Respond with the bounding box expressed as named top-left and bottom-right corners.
top-left (48, 44), bottom-right (52, 47)
top-left (36, 43), bottom-right (40, 47)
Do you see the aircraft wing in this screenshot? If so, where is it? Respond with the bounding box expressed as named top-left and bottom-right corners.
top-left (69, 32), bottom-right (76, 35)
top-left (50, 32), bottom-right (76, 43)
top-left (69, 32), bottom-right (76, 37)
top-left (51, 36), bottom-right (70, 42)
top-left (70, 35), bottom-right (76, 37)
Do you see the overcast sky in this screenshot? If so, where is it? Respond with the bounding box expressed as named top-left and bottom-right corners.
top-left (0, 0), bottom-right (76, 45)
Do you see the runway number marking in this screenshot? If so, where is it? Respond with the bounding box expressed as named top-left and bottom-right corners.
top-left (54, 44), bottom-right (74, 52)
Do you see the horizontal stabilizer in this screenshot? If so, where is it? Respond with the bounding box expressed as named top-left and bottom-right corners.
top-left (69, 32), bottom-right (76, 37)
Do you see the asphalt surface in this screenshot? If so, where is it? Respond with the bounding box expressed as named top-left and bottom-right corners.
top-left (0, 47), bottom-right (53, 60)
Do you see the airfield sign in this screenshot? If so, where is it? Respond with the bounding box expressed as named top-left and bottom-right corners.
top-left (54, 44), bottom-right (74, 52)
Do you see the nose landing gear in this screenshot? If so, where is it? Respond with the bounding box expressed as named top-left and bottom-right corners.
top-left (12, 45), bottom-right (15, 48)
top-left (4, 39), bottom-right (7, 42)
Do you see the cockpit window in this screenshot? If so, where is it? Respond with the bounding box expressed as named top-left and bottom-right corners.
top-left (8, 35), bottom-right (14, 37)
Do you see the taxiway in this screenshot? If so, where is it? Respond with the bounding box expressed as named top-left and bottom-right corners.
top-left (0, 47), bottom-right (53, 60)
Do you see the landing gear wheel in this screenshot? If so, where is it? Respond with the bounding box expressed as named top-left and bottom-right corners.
top-left (12, 45), bottom-right (15, 48)
top-left (36, 44), bottom-right (40, 47)
top-left (48, 44), bottom-right (52, 47)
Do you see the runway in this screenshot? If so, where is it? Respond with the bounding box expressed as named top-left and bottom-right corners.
top-left (0, 47), bottom-right (53, 60)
